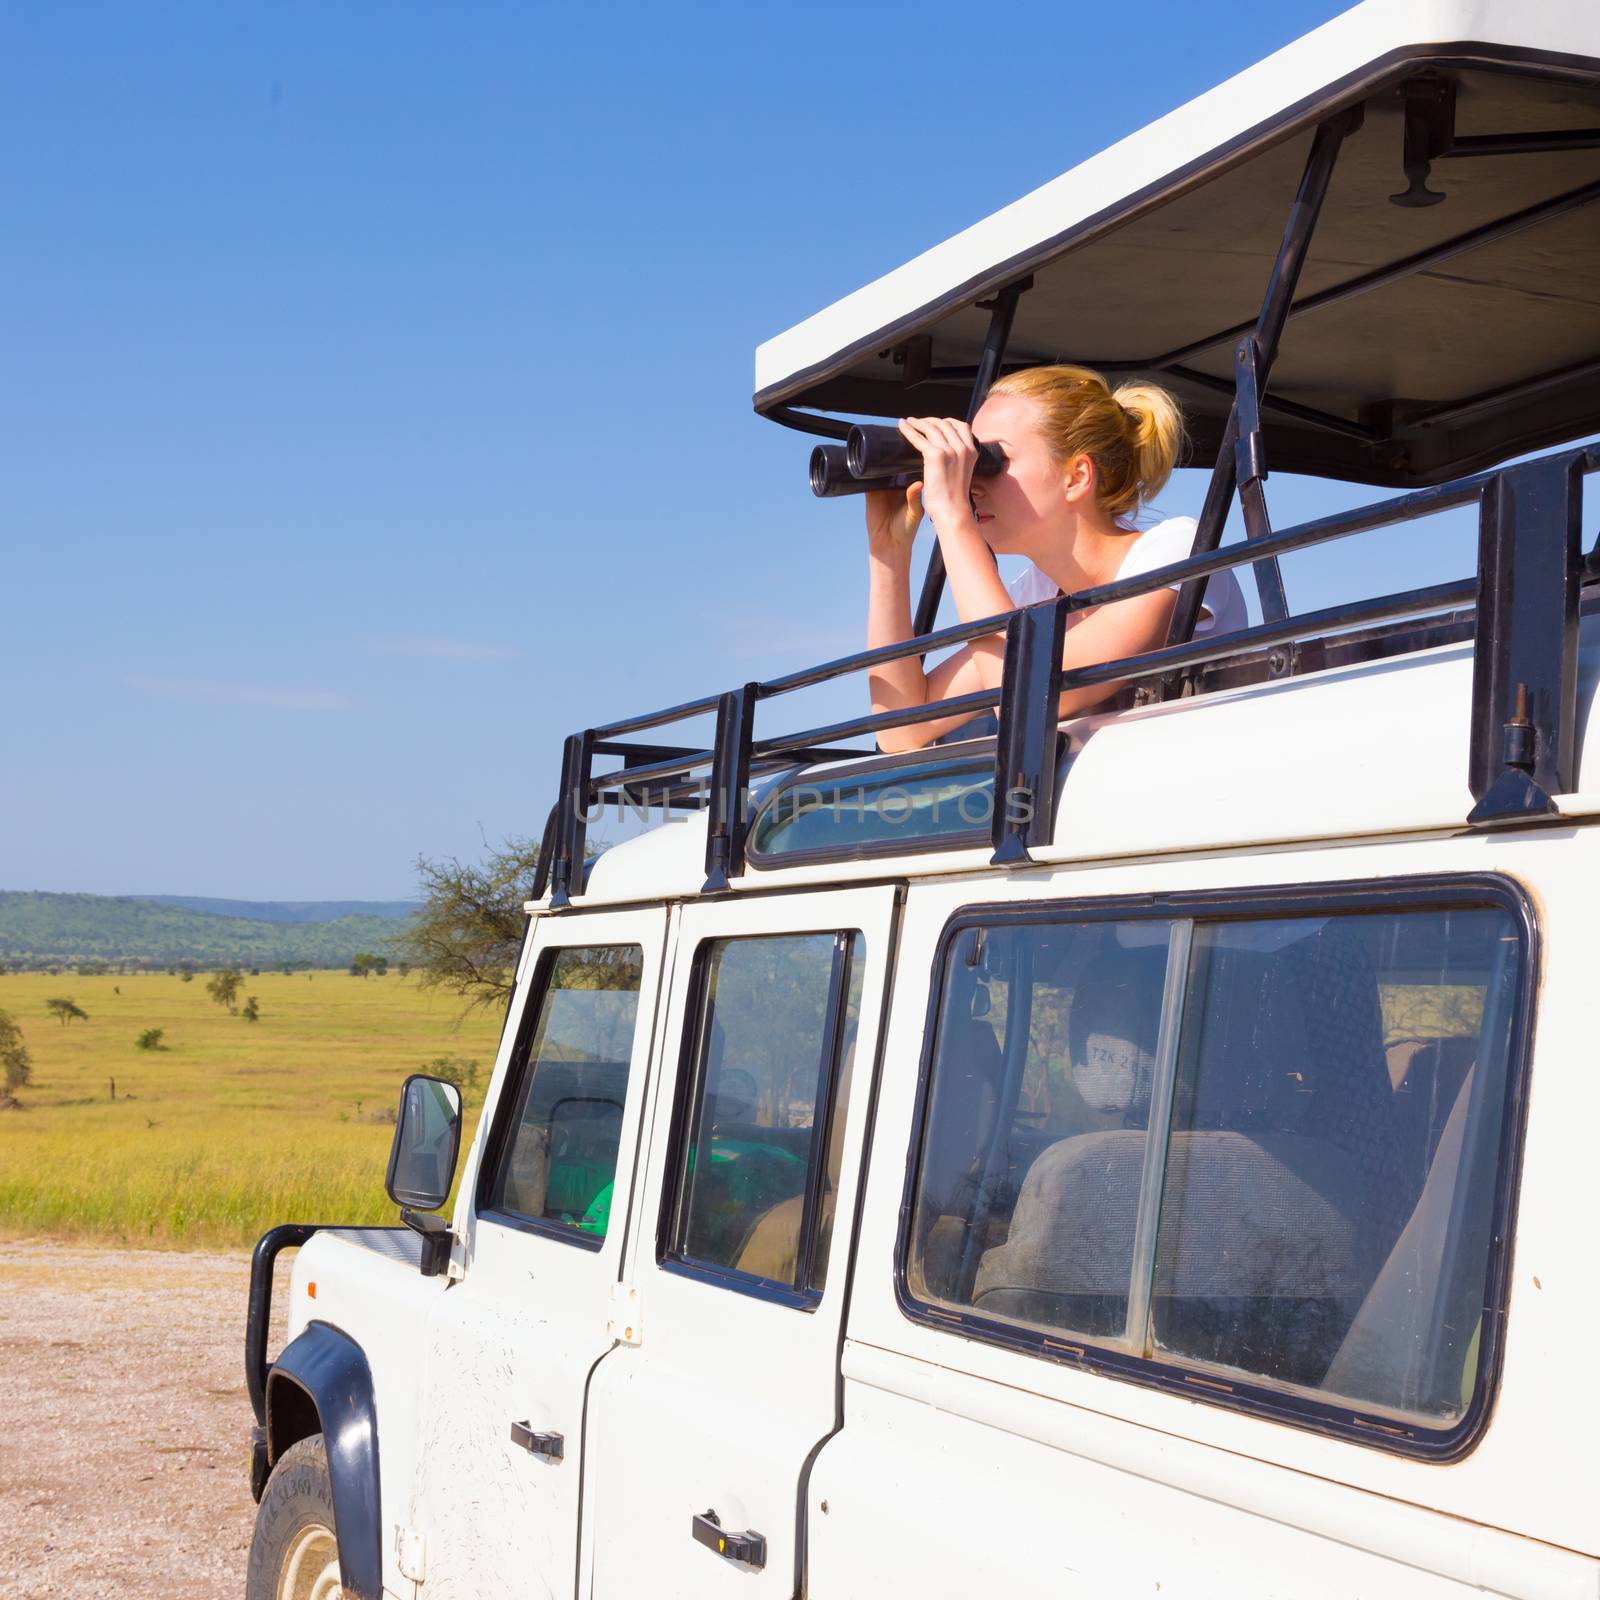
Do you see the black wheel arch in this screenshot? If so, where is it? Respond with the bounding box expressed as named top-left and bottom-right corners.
top-left (260, 1321), bottom-right (383, 1600)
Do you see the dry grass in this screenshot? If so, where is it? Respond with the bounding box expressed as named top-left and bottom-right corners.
top-left (0, 971), bottom-right (501, 1248)
top-left (0, 964), bottom-right (1484, 1251)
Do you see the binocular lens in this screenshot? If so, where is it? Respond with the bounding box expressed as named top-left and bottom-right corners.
top-left (810, 444), bottom-right (916, 499)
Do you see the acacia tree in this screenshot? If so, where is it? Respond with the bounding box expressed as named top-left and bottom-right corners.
top-left (0, 1009), bottom-right (32, 1091)
top-left (206, 969), bottom-right (244, 1013)
top-left (46, 996), bottom-right (88, 1026)
top-left (395, 834), bottom-right (551, 1014)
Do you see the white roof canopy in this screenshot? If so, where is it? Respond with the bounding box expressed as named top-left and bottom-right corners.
top-left (756, 0), bottom-right (1600, 486)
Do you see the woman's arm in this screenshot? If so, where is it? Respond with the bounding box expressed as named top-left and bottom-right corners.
top-left (885, 587), bottom-right (1180, 750)
top-left (869, 418), bottom-right (1013, 753)
top-left (864, 483), bottom-right (931, 737)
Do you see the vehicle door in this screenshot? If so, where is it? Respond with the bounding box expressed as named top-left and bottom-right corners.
top-left (406, 904), bottom-right (669, 1600)
top-left (582, 884), bottom-right (900, 1599)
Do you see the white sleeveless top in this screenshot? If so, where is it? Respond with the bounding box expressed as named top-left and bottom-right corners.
top-left (1005, 516), bottom-right (1248, 639)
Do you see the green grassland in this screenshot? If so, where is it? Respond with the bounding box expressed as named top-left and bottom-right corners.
top-left (0, 972), bottom-right (501, 1248)
top-left (0, 962), bottom-right (1482, 1253)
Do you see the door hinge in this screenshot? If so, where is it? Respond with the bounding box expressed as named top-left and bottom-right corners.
top-left (396, 1525), bottom-right (427, 1583)
top-left (606, 1282), bottom-right (642, 1346)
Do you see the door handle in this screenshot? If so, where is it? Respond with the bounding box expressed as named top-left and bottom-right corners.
top-left (509, 1420), bottom-right (564, 1462)
top-left (691, 1509), bottom-right (766, 1571)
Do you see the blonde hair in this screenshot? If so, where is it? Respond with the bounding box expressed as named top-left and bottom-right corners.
top-left (987, 364), bottom-right (1186, 520)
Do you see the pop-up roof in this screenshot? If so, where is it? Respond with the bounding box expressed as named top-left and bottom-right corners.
top-left (755, 0), bottom-right (1600, 487)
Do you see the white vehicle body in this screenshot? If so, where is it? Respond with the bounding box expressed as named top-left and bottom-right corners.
top-left (271, 628), bottom-right (1600, 1599)
top-left (246, 2), bottom-right (1600, 1596)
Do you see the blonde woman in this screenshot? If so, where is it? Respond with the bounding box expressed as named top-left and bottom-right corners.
top-left (865, 365), bottom-right (1246, 752)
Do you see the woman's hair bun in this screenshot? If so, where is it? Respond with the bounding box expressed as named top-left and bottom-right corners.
top-left (1111, 382), bottom-right (1186, 505)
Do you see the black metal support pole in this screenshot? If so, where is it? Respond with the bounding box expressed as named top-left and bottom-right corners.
top-left (702, 684), bottom-right (757, 891)
top-left (549, 730), bottom-right (595, 908)
top-left (990, 598), bottom-right (1068, 866)
top-left (547, 734), bottom-right (580, 907)
top-left (1233, 336), bottom-right (1290, 624)
top-left (530, 799), bottom-right (561, 902)
top-left (1467, 454), bottom-right (1583, 823)
top-left (1167, 110), bottom-right (1357, 657)
top-left (912, 279), bottom-right (1029, 637)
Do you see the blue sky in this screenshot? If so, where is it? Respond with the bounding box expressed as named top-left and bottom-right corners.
top-left (0, 0), bottom-right (1493, 898)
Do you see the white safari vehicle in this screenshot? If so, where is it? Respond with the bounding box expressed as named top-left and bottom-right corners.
top-left (244, 3), bottom-right (1600, 1596)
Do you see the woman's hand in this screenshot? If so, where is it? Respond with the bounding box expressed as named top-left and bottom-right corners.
top-left (899, 416), bottom-right (979, 532)
top-left (864, 481), bottom-right (923, 560)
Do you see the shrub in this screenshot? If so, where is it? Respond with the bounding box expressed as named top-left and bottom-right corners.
top-left (421, 1055), bottom-right (480, 1096)
top-left (0, 1009), bottom-right (32, 1091)
top-left (136, 1028), bottom-right (165, 1051)
top-left (205, 969), bottom-right (244, 1013)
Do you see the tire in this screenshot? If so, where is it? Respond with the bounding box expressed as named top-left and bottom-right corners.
top-left (246, 1434), bottom-right (345, 1600)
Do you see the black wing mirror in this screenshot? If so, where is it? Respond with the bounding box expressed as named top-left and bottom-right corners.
top-left (386, 1073), bottom-right (463, 1276)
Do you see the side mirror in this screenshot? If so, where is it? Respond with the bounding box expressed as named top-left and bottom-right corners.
top-left (386, 1074), bottom-right (463, 1276)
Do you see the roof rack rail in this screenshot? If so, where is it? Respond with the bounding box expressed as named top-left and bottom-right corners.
top-left (533, 436), bottom-right (1599, 905)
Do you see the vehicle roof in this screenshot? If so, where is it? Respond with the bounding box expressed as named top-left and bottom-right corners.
top-left (552, 624), bottom-right (1600, 911)
top-left (754, 0), bottom-right (1600, 487)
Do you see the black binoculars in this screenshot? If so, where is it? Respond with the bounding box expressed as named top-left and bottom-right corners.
top-left (809, 424), bottom-right (1007, 498)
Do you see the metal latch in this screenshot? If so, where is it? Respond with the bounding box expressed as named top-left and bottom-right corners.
top-left (510, 1421), bottom-right (564, 1462)
top-left (691, 1509), bottom-right (766, 1571)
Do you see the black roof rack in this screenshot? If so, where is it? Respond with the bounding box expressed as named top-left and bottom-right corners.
top-left (533, 435), bottom-right (1600, 906)
top-left (535, 100), bottom-right (1600, 907)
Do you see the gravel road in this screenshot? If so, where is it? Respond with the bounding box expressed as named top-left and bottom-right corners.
top-left (0, 1239), bottom-right (279, 1600)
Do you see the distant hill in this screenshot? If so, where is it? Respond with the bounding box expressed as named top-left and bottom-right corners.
top-left (0, 891), bottom-right (417, 970)
top-left (131, 895), bottom-right (419, 925)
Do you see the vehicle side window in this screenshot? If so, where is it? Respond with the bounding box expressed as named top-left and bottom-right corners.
top-left (484, 944), bottom-right (644, 1240)
top-left (910, 920), bottom-right (1172, 1334)
top-left (664, 932), bottom-right (863, 1301)
top-left (906, 898), bottom-right (1524, 1445)
top-left (1155, 909), bottom-right (1516, 1421)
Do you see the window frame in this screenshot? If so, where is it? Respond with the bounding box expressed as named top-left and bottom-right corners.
top-left (892, 873), bottom-right (1539, 1462)
top-left (657, 929), bottom-right (859, 1310)
top-left (475, 940), bottom-right (647, 1253)
top-left (744, 740), bottom-right (995, 869)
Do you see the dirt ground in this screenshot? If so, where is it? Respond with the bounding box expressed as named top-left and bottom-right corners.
top-left (0, 1239), bottom-right (283, 1600)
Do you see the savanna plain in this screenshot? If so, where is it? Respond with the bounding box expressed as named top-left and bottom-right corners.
top-left (0, 970), bottom-right (500, 1246)
top-left (0, 971), bottom-right (500, 1599)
